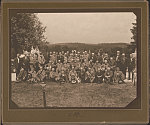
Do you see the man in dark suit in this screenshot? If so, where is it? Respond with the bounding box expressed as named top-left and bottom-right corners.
top-left (115, 51), bottom-right (121, 69)
top-left (14, 54), bottom-right (21, 76)
top-left (95, 67), bottom-right (104, 84)
top-left (97, 52), bottom-right (103, 64)
top-left (120, 53), bottom-right (127, 77)
top-left (127, 54), bottom-right (135, 80)
top-left (89, 53), bottom-right (97, 63)
top-left (22, 55), bottom-right (30, 75)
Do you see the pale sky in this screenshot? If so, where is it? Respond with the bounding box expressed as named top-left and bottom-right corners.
top-left (37, 12), bottom-right (136, 44)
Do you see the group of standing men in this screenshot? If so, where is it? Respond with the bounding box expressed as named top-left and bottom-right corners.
top-left (11, 47), bottom-right (136, 84)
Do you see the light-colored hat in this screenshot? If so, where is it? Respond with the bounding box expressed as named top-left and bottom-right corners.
top-left (19, 54), bottom-right (25, 58)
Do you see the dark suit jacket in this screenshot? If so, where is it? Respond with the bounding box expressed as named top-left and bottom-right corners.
top-left (127, 58), bottom-right (135, 71)
top-left (14, 57), bottom-right (21, 70)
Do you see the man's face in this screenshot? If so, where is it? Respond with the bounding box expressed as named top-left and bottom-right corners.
top-left (122, 53), bottom-right (125, 57)
top-left (110, 57), bottom-right (113, 60)
top-left (117, 51), bottom-right (120, 56)
top-left (104, 60), bottom-right (107, 64)
top-left (107, 67), bottom-right (110, 71)
top-left (116, 67), bottom-right (120, 71)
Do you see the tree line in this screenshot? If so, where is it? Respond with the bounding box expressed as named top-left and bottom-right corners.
top-left (10, 13), bottom-right (137, 58)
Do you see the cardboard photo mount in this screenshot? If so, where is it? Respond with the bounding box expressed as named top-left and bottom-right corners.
top-left (1, 0), bottom-right (149, 124)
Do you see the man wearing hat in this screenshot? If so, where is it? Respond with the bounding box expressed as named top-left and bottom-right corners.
top-left (97, 52), bottom-right (103, 64)
top-left (59, 69), bottom-right (66, 84)
top-left (85, 68), bottom-right (91, 83)
top-left (103, 53), bottom-right (109, 62)
top-left (57, 52), bottom-right (64, 63)
top-left (36, 65), bottom-right (46, 82)
top-left (22, 54), bottom-right (30, 77)
top-left (38, 54), bottom-right (45, 65)
top-left (83, 51), bottom-right (89, 62)
top-left (109, 57), bottom-right (116, 70)
top-left (93, 60), bottom-right (101, 72)
top-left (16, 66), bottom-right (27, 82)
top-left (90, 53), bottom-right (96, 63)
top-left (51, 51), bottom-right (57, 63)
top-left (28, 64), bottom-right (37, 83)
top-left (95, 67), bottom-right (104, 84)
top-left (49, 67), bottom-right (57, 82)
top-left (114, 67), bottom-right (125, 84)
top-left (14, 54), bottom-right (21, 76)
top-left (64, 53), bottom-right (68, 63)
top-left (104, 67), bottom-right (113, 84)
top-left (56, 60), bottom-right (62, 73)
top-left (120, 53), bottom-right (127, 77)
top-left (69, 66), bottom-right (78, 84)
top-left (89, 67), bottom-right (96, 83)
top-left (101, 60), bottom-right (109, 70)
top-left (63, 62), bottom-right (70, 83)
top-left (80, 67), bottom-right (85, 83)
top-left (127, 54), bottom-right (135, 81)
top-left (115, 51), bottom-right (121, 69)
top-left (76, 66), bottom-right (81, 83)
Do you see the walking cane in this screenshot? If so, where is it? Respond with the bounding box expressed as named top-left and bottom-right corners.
top-left (40, 83), bottom-right (47, 108)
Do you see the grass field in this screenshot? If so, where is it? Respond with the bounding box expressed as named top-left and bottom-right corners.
top-left (11, 81), bottom-right (136, 108)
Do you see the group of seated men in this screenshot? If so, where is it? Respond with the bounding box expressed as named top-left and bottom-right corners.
top-left (11, 49), bottom-right (136, 84)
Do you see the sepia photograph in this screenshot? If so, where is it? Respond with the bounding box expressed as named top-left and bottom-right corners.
top-left (10, 12), bottom-right (137, 108)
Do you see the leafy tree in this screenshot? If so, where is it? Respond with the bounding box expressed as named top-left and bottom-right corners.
top-left (10, 13), bottom-right (46, 58)
top-left (130, 21), bottom-right (137, 42)
top-left (129, 19), bottom-right (137, 53)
